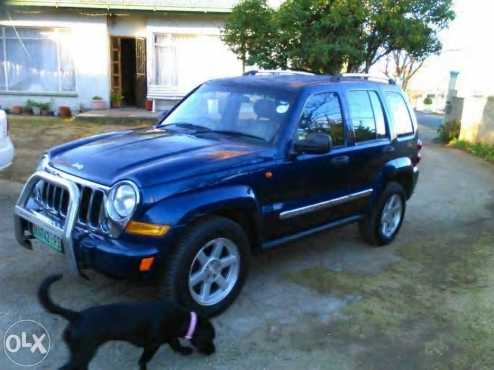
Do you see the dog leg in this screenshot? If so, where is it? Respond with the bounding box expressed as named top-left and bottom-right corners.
top-left (138, 345), bottom-right (160, 370)
top-left (62, 346), bottom-right (97, 370)
top-left (169, 338), bottom-right (193, 356)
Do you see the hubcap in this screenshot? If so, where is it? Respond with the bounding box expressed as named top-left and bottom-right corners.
top-left (380, 194), bottom-right (403, 238)
top-left (188, 237), bottom-right (240, 306)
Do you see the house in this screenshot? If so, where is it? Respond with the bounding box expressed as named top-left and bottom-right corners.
top-left (0, 0), bottom-right (244, 112)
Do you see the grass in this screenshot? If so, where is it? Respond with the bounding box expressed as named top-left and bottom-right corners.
top-left (449, 140), bottom-right (494, 164)
top-left (1, 115), bottom-right (152, 183)
top-left (285, 229), bottom-right (494, 370)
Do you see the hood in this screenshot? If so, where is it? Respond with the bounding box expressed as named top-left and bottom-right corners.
top-left (49, 128), bottom-right (273, 187)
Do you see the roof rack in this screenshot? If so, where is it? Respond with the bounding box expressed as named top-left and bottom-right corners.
top-left (333, 73), bottom-right (396, 85)
top-left (243, 70), bottom-right (315, 76)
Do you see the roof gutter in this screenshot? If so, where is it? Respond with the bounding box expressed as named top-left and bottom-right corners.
top-left (5, 0), bottom-right (233, 14)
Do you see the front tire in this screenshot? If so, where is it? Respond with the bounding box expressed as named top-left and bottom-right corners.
top-left (160, 216), bottom-right (250, 317)
top-left (359, 182), bottom-right (406, 246)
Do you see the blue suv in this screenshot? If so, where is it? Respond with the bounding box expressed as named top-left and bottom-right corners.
top-left (15, 72), bottom-right (420, 316)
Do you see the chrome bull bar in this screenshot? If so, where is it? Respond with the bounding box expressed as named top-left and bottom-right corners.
top-left (14, 171), bottom-right (81, 275)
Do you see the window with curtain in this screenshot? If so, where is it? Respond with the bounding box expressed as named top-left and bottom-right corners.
top-left (0, 26), bottom-right (76, 93)
top-left (153, 33), bottom-right (234, 91)
top-left (154, 34), bottom-right (176, 87)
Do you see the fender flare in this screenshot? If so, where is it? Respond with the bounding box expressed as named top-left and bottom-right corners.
top-left (139, 185), bottom-right (263, 243)
top-left (380, 157), bottom-right (415, 197)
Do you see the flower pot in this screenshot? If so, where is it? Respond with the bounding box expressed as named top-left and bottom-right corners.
top-left (32, 106), bottom-right (41, 115)
top-left (11, 106), bottom-right (23, 115)
top-left (145, 99), bottom-right (153, 111)
top-left (111, 101), bottom-right (122, 109)
top-left (58, 106), bottom-right (72, 118)
top-left (91, 100), bottom-right (107, 110)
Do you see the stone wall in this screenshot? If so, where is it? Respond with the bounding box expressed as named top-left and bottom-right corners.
top-left (477, 97), bottom-right (494, 145)
top-left (450, 96), bottom-right (494, 145)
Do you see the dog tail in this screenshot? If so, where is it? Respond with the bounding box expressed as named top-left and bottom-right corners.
top-left (38, 274), bottom-right (79, 322)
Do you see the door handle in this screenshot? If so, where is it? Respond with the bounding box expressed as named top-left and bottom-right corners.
top-left (383, 145), bottom-right (395, 153)
top-left (331, 155), bottom-right (350, 166)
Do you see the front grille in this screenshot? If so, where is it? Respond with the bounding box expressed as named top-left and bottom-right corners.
top-left (36, 180), bottom-right (107, 230)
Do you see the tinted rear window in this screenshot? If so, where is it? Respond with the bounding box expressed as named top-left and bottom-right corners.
top-left (348, 90), bottom-right (387, 142)
top-left (385, 92), bottom-right (414, 136)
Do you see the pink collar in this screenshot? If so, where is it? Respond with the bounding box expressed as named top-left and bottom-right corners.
top-left (184, 312), bottom-right (197, 340)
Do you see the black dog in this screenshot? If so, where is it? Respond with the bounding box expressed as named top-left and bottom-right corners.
top-left (38, 274), bottom-right (215, 370)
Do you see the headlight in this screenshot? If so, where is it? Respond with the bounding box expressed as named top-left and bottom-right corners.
top-left (37, 154), bottom-right (49, 171)
top-left (106, 181), bottom-right (140, 221)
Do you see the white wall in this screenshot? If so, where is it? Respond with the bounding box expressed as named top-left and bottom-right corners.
top-left (110, 15), bottom-right (146, 38)
top-left (0, 9), bottom-right (110, 113)
top-left (0, 10), bottom-right (243, 113)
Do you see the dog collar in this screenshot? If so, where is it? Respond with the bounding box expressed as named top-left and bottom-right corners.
top-left (185, 312), bottom-right (197, 340)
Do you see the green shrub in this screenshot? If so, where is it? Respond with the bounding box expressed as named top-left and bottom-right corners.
top-left (437, 120), bottom-right (461, 143)
top-left (451, 140), bottom-right (494, 163)
top-left (423, 96), bottom-right (433, 105)
top-left (25, 99), bottom-right (51, 110)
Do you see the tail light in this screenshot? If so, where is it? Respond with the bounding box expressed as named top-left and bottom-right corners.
top-left (0, 110), bottom-right (7, 138)
top-left (414, 139), bottom-right (423, 165)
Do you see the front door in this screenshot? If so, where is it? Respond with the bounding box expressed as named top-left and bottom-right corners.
top-left (265, 91), bottom-right (351, 241)
top-left (110, 37), bottom-right (122, 104)
top-left (135, 38), bottom-right (147, 108)
top-left (110, 37), bottom-right (147, 108)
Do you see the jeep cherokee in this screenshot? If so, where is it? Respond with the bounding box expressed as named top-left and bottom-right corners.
top-left (14, 72), bottom-right (420, 316)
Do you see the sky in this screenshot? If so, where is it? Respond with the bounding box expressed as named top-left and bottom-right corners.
top-left (405, 0), bottom-right (494, 97)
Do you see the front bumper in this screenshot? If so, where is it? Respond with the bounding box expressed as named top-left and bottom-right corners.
top-left (14, 170), bottom-right (163, 279)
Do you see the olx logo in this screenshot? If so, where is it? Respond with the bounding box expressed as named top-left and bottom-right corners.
top-left (3, 320), bottom-right (51, 367)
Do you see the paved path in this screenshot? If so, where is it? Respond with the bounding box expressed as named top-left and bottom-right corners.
top-left (0, 122), bottom-right (493, 370)
top-left (415, 111), bottom-right (443, 131)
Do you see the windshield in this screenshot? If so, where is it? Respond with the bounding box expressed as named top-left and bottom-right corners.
top-left (160, 83), bottom-right (295, 143)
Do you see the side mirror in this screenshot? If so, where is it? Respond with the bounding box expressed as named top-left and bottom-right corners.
top-left (294, 132), bottom-right (332, 155)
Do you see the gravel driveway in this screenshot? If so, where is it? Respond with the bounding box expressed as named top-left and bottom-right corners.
top-left (1, 118), bottom-right (494, 370)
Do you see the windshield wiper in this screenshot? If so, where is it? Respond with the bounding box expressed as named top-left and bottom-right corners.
top-left (163, 122), bottom-right (211, 132)
top-left (212, 130), bottom-right (266, 142)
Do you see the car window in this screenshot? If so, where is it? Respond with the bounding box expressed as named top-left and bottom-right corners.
top-left (348, 90), bottom-right (387, 142)
top-left (369, 91), bottom-right (387, 138)
top-left (385, 92), bottom-right (415, 136)
top-left (162, 84), bottom-right (295, 142)
top-left (296, 92), bottom-right (344, 146)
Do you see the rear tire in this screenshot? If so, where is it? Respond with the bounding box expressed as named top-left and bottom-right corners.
top-left (359, 182), bottom-right (406, 247)
top-left (160, 216), bottom-right (250, 317)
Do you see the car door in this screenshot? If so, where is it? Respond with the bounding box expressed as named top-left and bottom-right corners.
top-left (264, 91), bottom-right (353, 241)
top-left (343, 89), bottom-right (395, 214)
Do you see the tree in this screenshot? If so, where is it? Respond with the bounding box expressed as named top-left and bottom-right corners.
top-left (223, 0), bottom-right (455, 75)
top-left (384, 50), bottom-right (426, 91)
top-left (355, 0), bottom-right (454, 73)
top-left (221, 0), bottom-right (276, 72)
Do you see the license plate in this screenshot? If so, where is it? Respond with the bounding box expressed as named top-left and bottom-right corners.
top-left (32, 225), bottom-right (63, 253)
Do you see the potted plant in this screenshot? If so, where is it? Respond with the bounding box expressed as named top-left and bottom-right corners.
top-left (91, 96), bottom-right (107, 110)
top-left (58, 106), bottom-right (72, 118)
top-left (26, 99), bottom-right (42, 115)
top-left (11, 106), bottom-right (23, 115)
top-left (145, 99), bottom-right (153, 111)
top-left (111, 93), bottom-right (124, 108)
top-left (40, 102), bottom-right (52, 116)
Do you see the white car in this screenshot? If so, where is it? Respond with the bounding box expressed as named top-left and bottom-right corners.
top-left (0, 110), bottom-right (14, 170)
